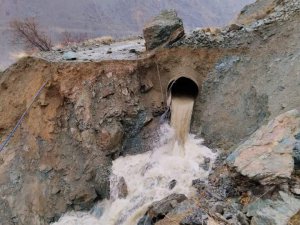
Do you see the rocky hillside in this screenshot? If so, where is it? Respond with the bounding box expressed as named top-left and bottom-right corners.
top-left (0, 0), bottom-right (299, 224)
top-left (0, 0), bottom-right (254, 69)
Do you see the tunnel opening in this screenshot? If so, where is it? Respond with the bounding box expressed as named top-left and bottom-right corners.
top-left (167, 76), bottom-right (199, 99)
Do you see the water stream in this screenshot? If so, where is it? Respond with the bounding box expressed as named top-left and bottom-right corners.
top-left (53, 96), bottom-right (216, 225)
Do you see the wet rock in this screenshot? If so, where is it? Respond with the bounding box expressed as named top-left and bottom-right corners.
top-left (246, 192), bottom-right (300, 225)
top-left (169, 179), bottom-right (177, 190)
top-left (116, 177), bottom-right (128, 199)
top-left (227, 109), bottom-right (300, 185)
top-left (110, 175), bottom-right (128, 200)
top-left (137, 215), bottom-right (153, 225)
top-left (180, 209), bottom-right (208, 225)
top-left (192, 179), bottom-right (206, 190)
top-left (147, 194), bottom-right (187, 221)
top-left (200, 157), bottom-right (211, 171)
top-left (62, 51), bottom-right (77, 60)
top-left (143, 10), bottom-right (184, 50)
top-left (294, 132), bottom-right (300, 169)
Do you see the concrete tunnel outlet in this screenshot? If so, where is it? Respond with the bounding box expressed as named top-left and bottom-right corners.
top-left (167, 76), bottom-right (199, 100)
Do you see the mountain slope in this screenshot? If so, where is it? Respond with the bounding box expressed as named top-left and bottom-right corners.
top-left (0, 0), bottom-right (254, 69)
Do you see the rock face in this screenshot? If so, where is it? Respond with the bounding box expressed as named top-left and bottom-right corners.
top-left (0, 58), bottom-right (160, 225)
top-left (143, 10), bottom-right (184, 50)
top-left (227, 109), bottom-right (300, 185)
top-left (246, 192), bottom-right (300, 225)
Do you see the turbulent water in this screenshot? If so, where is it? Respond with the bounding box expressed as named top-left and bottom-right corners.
top-left (53, 96), bottom-right (216, 225)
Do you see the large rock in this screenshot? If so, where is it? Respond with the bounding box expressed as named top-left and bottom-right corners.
top-left (138, 193), bottom-right (187, 224)
top-left (148, 193), bottom-right (187, 217)
top-left (227, 109), bottom-right (300, 185)
top-left (246, 192), bottom-right (300, 225)
top-left (143, 10), bottom-right (184, 50)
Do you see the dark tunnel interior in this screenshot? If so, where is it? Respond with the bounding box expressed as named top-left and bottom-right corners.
top-left (168, 77), bottom-right (199, 98)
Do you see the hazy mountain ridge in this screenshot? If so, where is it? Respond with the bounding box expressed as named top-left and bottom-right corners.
top-left (0, 0), bottom-right (254, 69)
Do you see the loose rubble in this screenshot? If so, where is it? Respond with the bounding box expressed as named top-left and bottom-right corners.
top-left (172, 0), bottom-right (300, 49)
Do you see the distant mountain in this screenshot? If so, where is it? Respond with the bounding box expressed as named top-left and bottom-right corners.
top-left (0, 0), bottom-right (254, 69)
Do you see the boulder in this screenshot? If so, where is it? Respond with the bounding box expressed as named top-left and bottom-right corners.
top-left (137, 215), bottom-right (153, 225)
top-left (62, 51), bottom-right (77, 60)
top-left (143, 10), bottom-right (184, 50)
top-left (114, 176), bottom-right (128, 199)
top-left (246, 192), bottom-right (300, 225)
top-left (147, 194), bottom-right (187, 221)
top-left (227, 109), bottom-right (300, 185)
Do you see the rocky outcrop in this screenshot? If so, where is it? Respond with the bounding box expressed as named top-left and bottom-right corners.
top-left (236, 0), bottom-right (277, 25)
top-left (0, 58), bottom-right (159, 225)
top-left (143, 10), bottom-right (184, 50)
top-left (246, 192), bottom-right (300, 225)
top-left (227, 109), bottom-right (300, 185)
top-left (192, 4), bottom-right (300, 149)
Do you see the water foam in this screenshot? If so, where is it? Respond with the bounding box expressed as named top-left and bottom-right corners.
top-left (52, 124), bottom-right (216, 225)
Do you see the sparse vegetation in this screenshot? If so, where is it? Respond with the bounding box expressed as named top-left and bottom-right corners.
top-left (10, 17), bottom-right (52, 51)
top-left (82, 36), bottom-right (114, 46)
top-left (60, 31), bottom-right (89, 46)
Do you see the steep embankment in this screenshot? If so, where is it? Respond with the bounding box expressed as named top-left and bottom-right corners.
top-left (0, 0), bottom-right (299, 224)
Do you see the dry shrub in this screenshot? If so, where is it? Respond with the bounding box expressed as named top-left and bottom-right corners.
top-left (10, 17), bottom-right (52, 51)
top-left (83, 36), bottom-right (114, 45)
top-left (60, 31), bottom-right (89, 46)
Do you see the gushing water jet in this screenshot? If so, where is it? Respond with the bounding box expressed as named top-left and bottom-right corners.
top-left (167, 76), bottom-right (199, 146)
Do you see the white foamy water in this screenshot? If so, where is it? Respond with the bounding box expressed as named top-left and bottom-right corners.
top-left (53, 96), bottom-right (216, 225)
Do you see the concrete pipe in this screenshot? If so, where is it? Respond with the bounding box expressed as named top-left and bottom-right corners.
top-left (166, 75), bottom-right (199, 106)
